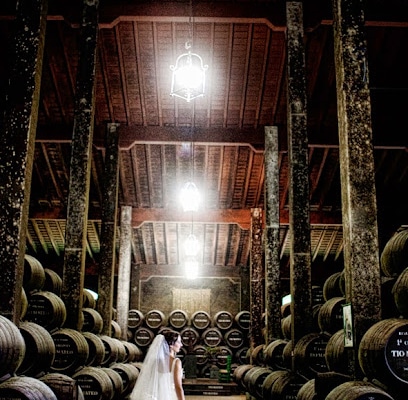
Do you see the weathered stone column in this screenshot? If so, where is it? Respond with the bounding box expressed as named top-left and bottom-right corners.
top-left (0, 0), bottom-right (47, 324)
top-left (249, 208), bottom-right (264, 359)
top-left (332, 0), bottom-right (381, 378)
top-left (240, 265), bottom-right (250, 311)
top-left (61, 0), bottom-right (99, 330)
top-left (264, 126), bottom-right (282, 342)
top-left (97, 123), bottom-right (120, 336)
top-left (116, 206), bottom-right (133, 340)
top-left (286, 1), bottom-right (313, 360)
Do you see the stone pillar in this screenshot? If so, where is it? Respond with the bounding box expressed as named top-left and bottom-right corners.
top-left (240, 264), bottom-right (250, 311)
top-left (286, 2), bottom-right (313, 358)
top-left (116, 206), bottom-right (133, 340)
top-left (61, 0), bottom-right (99, 330)
top-left (264, 126), bottom-right (282, 342)
top-left (0, 0), bottom-right (47, 324)
top-left (332, 0), bottom-right (381, 378)
top-left (97, 123), bottom-right (120, 336)
top-left (249, 208), bottom-right (264, 358)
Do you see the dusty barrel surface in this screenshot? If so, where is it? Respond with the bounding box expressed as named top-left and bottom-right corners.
top-left (51, 328), bottom-right (89, 374)
top-left (380, 228), bottom-right (408, 278)
top-left (82, 332), bottom-right (105, 367)
top-left (234, 311), bottom-right (250, 331)
top-left (82, 308), bottom-right (104, 334)
top-left (43, 268), bottom-right (63, 296)
top-left (0, 315), bottom-right (26, 377)
top-left (297, 379), bottom-right (317, 400)
top-left (23, 254), bottom-right (46, 293)
top-left (264, 339), bottom-right (288, 370)
top-left (110, 363), bottom-right (139, 396)
top-left (100, 368), bottom-right (123, 398)
top-left (325, 329), bottom-right (348, 374)
top-left (233, 364), bottom-right (255, 390)
top-left (224, 328), bottom-right (245, 349)
top-left (0, 376), bottom-right (58, 400)
top-left (192, 345), bottom-right (209, 366)
top-left (99, 335), bottom-right (120, 367)
top-left (168, 309), bottom-right (189, 330)
top-left (326, 380), bottom-right (394, 400)
top-left (323, 271), bottom-right (345, 301)
top-left (39, 372), bottom-right (82, 400)
top-left (127, 309), bottom-right (144, 330)
top-left (133, 327), bottom-right (154, 348)
top-left (391, 268), bottom-right (408, 318)
top-left (180, 326), bottom-right (200, 347)
top-left (144, 309), bottom-right (167, 330)
top-left (318, 296), bottom-right (346, 334)
top-left (244, 366), bottom-right (273, 399)
top-left (358, 318), bottom-right (408, 388)
top-left (293, 332), bottom-right (330, 378)
top-left (202, 327), bottom-right (223, 347)
top-left (17, 321), bottom-right (56, 377)
top-left (213, 311), bottom-right (234, 330)
top-left (191, 310), bottom-right (211, 331)
top-left (25, 290), bottom-right (67, 331)
top-left (73, 366), bottom-right (114, 400)
top-left (261, 370), bottom-right (306, 400)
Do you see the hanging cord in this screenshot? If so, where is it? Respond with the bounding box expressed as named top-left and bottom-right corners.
top-left (186, 0), bottom-right (194, 49)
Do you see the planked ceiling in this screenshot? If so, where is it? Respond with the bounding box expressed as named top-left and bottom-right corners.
top-left (0, 0), bottom-right (407, 283)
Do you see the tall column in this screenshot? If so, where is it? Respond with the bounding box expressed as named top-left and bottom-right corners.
top-left (116, 206), bottom-right (133, 340)
top-left (286, 2), bottom-right (313, 360)
top-left (0, 0), bottom-right (47, 324)
top-left (61, 0), bottom-right (99, 330)
top-left (264, 126), bottom-right (282, 341)
top-left (332, 0), bottom-right (381, 378)
top-left (97, 123), bottom-right (120, 336)
top-left (249, 207), bottom-right (264, 359)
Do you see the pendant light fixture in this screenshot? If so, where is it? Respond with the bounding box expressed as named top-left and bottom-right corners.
top-left (170, 0), bottom-right (208, 102)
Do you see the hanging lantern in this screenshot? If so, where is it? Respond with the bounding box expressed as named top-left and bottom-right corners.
top-left (184, 256), bottom-right (199, 279)
top-left (180, 181), bottom-right (200, 212)
top-left (170, 48), bottom-right (208, 102)
top-left (184, 233), bottom-right (200, 257)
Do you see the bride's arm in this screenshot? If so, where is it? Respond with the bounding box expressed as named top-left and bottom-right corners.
top-left (173, 358), bottom-right (185, 400)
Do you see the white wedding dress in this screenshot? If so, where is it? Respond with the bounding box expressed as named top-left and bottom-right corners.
top-left (130, 334), bottom-right (177, 400)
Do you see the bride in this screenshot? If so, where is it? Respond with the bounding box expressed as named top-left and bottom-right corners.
top-left (130, 330), bottom-right (185, 400)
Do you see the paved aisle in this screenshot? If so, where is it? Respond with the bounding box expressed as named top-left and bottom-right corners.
top-left (186, 396), bottom-right (246, 400)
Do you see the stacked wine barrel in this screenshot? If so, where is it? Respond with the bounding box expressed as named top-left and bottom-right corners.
top-left (129, 308), bottom-right (250, 377)
top-left (0, 254), bottom-right (143, 400)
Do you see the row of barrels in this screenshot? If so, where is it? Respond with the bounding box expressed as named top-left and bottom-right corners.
top-left (128, 308), bottom-right (250, 332)
top-left (0, 314), bottom-right (142, 400)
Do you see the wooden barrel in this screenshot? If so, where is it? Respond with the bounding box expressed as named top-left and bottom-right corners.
top-left (51, 328), bottom-right (89, 374)
top-left (120, 340), bottom-right (143, 362)
top-left (282, 340), bottom-right (293, 369)
top-left (380, 228), bottom-right (408, 277)
top-left (318, 296), bottom-right (346, 334)
top-left (234, 311), bottom-right (250, 331)
top-left (133, 327), bottom-right (154, 348)
top-left (25, 290), bottom-right (67, 331)
top-left (293, 332), bottom-right (330, 378)
top-left (235, 346), bottom-right (249, 364)
top-left (392, 267), bottom-right (408, 318)
top-left (20, 288), bottom-right (28, 320)
top-left (233, 364), bottom-right (255, 390)
top-left (215, 345), bottom-right (233, 368)
top-left (191, 310), bottom-right (211, 330)
top-left (262, 370), bottom-right (305, 400)
top-left (100, 368), bottom-right (123, 398)
top-left (180, 326), bottom-right (200, 347)
top-left (39, 372), bottom-right (82, 400)
top-left (110, 363), bottom-right (139, 396)
top-left (0, 376), bottom-right (58, 400)
top-left (110, 320), bottom-right (122, 339)
top-left (82, 308), bottom-right (104, 334)
top-left (326, 380), bottom-right (394, 400)
top-left (82, 289), bottom-right (97, 309)
top-left (312, 304), bottom-right (322, 332)
top-left (264, 339), bottom-right (288, 370)
top-left (213, 311), bottom-right (234, 330)
top-left (111, 338), bottom-right (127, 363)
top-left (381, 277), bottom-right (400, 319)
top-left (145, 309), bottom-right (167, 330)
top-left (325, 329), bottom-right (348, 374)
top-left (23, 254), bottom-right (45, 293)
top-left (202, 327), bottom-right (223, 347)
top-left (358, 318), bottom-right (408, 388)
top-left (244, 366), bottom-right (273, 399)
top-left (192, 345), bottom-right (209, 365)
top-left (73, 366), bottom-right (114, 400)
top-left (82, 332), bottom-right (105, 367)
top-left (323, 271), bottom-right (344, 301)
top-left (17, 321), bottom-right (56, 377)
top-left (43, 268), bottom-right (62, 296)
top-left (168, 309), bottom-right (189, 330)
top-left (224, 328), bottom-right (245, 349)
top-left (127, 309), bottom-right (144, 330)
top-left (0, 315), bottom-right (26, 377)
top-left (281, 314), bottom-right (291, 339)
top-left (297, 379), bottom-right (317, 400)
top-left (280, 303), bottom-right (291, 317)
top-left (251, 344), bottom-right (265, 366)
top-left (99, 335), bottom-right (120, 367)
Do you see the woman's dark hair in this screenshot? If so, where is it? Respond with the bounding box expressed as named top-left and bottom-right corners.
top-left (163, 329), bottom-right (179, 346)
